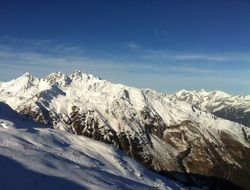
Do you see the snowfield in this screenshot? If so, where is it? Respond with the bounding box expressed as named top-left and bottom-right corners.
top-left (0, 102), bottom-right (190, 190)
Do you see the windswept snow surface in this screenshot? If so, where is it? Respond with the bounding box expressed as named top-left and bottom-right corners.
top-left (0, 103), bottom-right (189, 190)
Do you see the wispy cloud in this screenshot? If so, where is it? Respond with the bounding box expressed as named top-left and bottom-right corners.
top-left (0, 48), bottom-right (216, 76)
top-left (141, 49), bottom-right (250, 63)
top-left (0, 37), bottom-right (249, 94)
top-left (171, 54), bottom-right (227, 61)
top-left (127, 42), bottom-right (141, 49)
top-left (123, 42), bottom-right (141, 50)
top-left (0, 36), bottom-right (86, 56)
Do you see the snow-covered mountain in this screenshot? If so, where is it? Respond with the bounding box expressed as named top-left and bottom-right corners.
top-left (0, 102), bottom-right (187, 190)
top-left (0, 71), bottom-right (249, 190)
top-left (171, 89), bottom-right (250, 127)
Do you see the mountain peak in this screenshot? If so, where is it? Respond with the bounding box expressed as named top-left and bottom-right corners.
top-left (69, 70), bottom-right (101, 81)
top-left (46, 71), bottom-right (65, 78)
top-left (18, 72), bottom-right (33, 79)
top-left (198, 88), bottom-right (206, 93)
top-left (44, 71), bottom-right (71, 86)
top-left (23, 72), bottom-right (31, 76)
top-left (72, 70), bottom-right (82, 74)
top-left (175, 89), bottom-right (189, 96)
top-left (69, 70), bottom-right (87, 79)
top-left (15, 72), bottom-right (37, 84)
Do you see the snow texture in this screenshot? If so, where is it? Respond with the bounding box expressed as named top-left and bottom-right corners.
top-left (0, 102), bottom-right (191, 190)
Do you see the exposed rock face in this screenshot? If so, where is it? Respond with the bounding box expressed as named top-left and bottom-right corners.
top-left (1, 71), bottom-right (250, 190)
top-left (164, 121), bottom-right (250, 189)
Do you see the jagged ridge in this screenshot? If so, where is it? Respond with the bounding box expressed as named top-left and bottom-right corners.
top-left (0, 71), bottom-right (250, 189)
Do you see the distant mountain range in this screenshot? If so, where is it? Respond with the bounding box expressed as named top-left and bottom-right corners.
top-left (0, 71), bottom-right (249, 190)
top-left (172, 89), bottom-right (250, 127)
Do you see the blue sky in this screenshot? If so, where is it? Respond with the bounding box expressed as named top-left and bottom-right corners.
top-left (0, 0), bottom-right (249, 94)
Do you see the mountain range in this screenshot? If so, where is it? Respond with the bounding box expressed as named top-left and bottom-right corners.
top-left (0, 71), bottom-right (249, 190)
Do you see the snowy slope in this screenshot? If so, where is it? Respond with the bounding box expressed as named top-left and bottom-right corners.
top-left (0, 71), bottom-right (249, 189)
top-left (0, 102), bottom-right (188, 190)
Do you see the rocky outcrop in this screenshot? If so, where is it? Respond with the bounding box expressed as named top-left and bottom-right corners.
top-left (163, 121), bottom-right (250, 189)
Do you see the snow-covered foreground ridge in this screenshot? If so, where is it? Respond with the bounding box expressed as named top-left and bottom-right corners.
top-left (0, 71), bottom-right (250, 189)
top-left (0, 102), bottom-right (186, 190)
